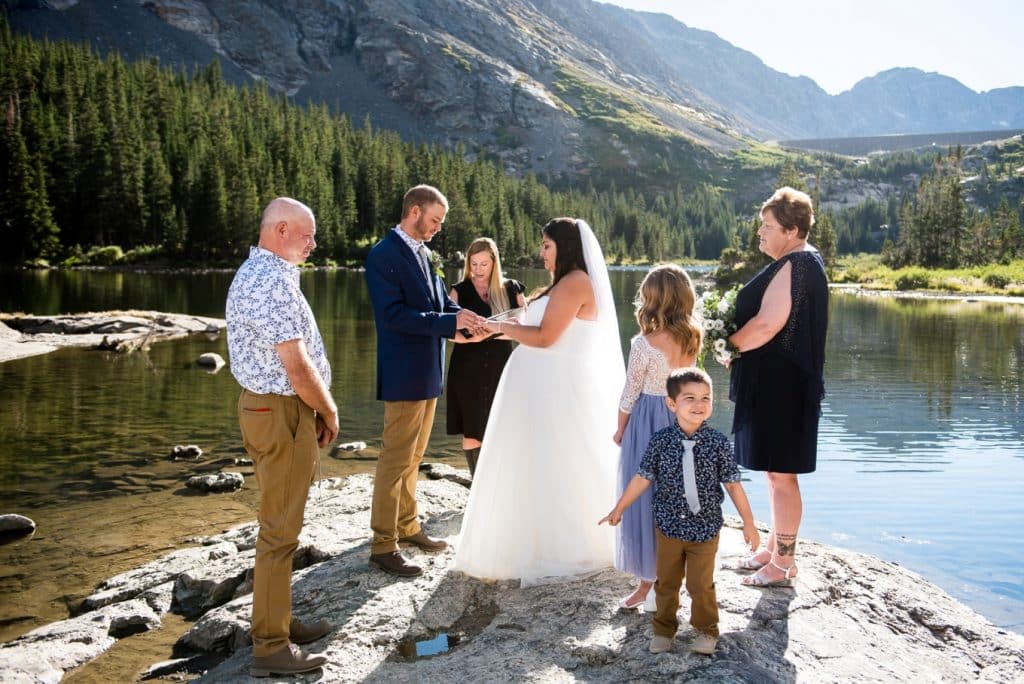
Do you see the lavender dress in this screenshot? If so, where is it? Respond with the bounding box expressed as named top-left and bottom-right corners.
top-left (616, 335), bottom-right (675, 581)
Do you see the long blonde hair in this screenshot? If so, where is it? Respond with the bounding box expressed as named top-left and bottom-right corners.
top-left (462, 237), bottom-right (511, 313)
top-left (634, 264), bottom-right (702, 359)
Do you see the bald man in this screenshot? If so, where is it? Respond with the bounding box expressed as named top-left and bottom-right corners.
top-left (226, 198), bottom-right (335, 677)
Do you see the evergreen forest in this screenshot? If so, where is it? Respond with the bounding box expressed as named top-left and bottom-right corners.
top-left (0, 22), bottom-right (736, 268)
top-left (1, 19), bottom-right (1021, 274)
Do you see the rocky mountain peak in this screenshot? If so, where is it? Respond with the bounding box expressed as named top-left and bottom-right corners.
top-left (8, 0), bottom-right (1024, 177)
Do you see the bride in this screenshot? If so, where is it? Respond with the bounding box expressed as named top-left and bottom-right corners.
top-left (454, 217), bottom-right (624, 585)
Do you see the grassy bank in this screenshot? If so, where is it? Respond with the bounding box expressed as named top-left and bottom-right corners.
top-left (833, 254), bottom-right (1024, 296)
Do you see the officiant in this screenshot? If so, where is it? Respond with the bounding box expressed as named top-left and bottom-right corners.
top-left (445, 237), bottom-right (527, 477)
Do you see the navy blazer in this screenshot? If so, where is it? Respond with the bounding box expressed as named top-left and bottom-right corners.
top-left (365, 229), bottom-right (460, 401)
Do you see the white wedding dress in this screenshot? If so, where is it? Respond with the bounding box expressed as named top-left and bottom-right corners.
top-left (455, 221), bottom-right (624, 585)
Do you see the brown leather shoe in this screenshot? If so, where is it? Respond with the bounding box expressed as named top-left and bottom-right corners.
top-left (369, 551), bottom-right (423, 577)
top-left (250, 644), bottom-right (327, 677)
top-left (397, 531), bottom-right (448, 552)
top-left (289, 616), bottom-right (331, 644)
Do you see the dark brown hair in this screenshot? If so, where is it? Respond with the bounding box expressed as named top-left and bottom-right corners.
top-left (535, 217), bottom-right (587, 299)
top-left (666, 366), bottom-right (712, 400)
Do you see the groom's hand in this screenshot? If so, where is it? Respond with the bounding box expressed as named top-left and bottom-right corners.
top-left (456, 309), bottom-right (488, 336)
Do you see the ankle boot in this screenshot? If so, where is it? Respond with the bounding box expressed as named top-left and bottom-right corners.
top-left (464, 447), bottom-right (480, 477)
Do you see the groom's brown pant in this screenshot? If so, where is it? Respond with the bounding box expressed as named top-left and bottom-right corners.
top-left (371, 398), bottom-right (436, 554)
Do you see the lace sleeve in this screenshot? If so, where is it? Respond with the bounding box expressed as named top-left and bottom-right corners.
top-left (618, 336), bottom-right (647, 413)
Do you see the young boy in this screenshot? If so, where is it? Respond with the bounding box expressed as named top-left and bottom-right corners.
top-left (600, 367), bottom-right (759, 656)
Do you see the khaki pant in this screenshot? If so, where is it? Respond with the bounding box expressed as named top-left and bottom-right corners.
top-left (370, 399), bottom-right (436, 554)
top-left (237, 390), bottom-right (318, 657)
top-left (652, 528), bottom-right (720, 638)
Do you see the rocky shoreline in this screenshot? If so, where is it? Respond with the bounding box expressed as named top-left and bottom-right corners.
top-left (2, 469), bottom-right (1021, 683)
top-left (0, 311), bottom-right (226, 363)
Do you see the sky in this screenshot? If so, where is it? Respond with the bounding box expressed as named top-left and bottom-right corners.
top-left (600, 1), bottom-right (1023, 95)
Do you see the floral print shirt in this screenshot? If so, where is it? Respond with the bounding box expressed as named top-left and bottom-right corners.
top-left (226, 246), bottom-right (331, 395)
top-left (637, 422), bottom-right (741, 542)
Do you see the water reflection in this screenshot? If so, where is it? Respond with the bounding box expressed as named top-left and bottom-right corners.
top-left (0, 269), bottom-right (1021, 637)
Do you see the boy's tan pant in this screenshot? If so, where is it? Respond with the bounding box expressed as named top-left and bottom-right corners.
top-left (652, 528), bottom-right (721, 638)
top-left (238, 390), bottom-right (318, 657)
top-left (370, 398), bottom-right (436, 554)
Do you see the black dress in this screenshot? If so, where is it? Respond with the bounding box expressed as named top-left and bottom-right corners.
top-left (446, 279), bottom-right (525, 441)
top-left (729, 251), bottom-right (828, 474)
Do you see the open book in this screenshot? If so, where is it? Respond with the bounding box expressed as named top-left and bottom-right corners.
top-left (487, 306), bottom-right (525, 323)
top-left (458, 306), bottom-right (525, 340)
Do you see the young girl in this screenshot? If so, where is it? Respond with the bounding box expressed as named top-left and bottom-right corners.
top-left (613, 264), bottom-right (702, 609)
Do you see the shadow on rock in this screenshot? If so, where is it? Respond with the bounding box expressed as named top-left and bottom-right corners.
top-left (729, 587), bottom-right (797, 683)
top-left (385, 573), bottom-right (500, 663)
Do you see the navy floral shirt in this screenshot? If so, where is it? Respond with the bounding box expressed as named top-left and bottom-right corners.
top-left (637, 422), bottom-right (741, 542)
top-left (226, 246), bottom-right (331, 395)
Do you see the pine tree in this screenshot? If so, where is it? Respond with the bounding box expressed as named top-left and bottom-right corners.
top-left (810, 170), bottom-right (837, 271)
top-left (0, 109), bottom-right (59, 264)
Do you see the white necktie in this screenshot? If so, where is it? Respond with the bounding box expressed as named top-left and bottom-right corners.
top-left (682, 439), bottom-right (701, 516)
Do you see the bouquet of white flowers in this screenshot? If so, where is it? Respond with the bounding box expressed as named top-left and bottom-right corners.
top-left (697, 285), bottom-right (741, 367)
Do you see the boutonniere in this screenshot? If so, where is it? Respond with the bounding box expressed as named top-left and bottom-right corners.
top-left (428, 250), bottom-right (445, 280)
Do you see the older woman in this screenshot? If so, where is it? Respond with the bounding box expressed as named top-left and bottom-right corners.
top-left (725, 187), bottom-right (828, 587)
top-left (446, 237), bottom-right (526, 476)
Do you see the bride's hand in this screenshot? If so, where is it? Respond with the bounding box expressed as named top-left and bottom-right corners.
top-left (485, 317), bottom-right (519, 335)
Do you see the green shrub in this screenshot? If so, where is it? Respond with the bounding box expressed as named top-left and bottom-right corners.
top-left (82, 245), bottom-right (125, 265)
top-left (894, 269), bottom-right (930, 290)
top-left (833, 268), bottom-right (861, 283)
top-left (718, 247), bottom-right (744, 268)
top-left (123, 244), bottom-right (162, 263)
top-left (983, 273), bottom-right (1010, 289)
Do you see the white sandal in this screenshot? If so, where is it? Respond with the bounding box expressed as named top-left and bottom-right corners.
top-left (741, 559), bottom-right (797, 588)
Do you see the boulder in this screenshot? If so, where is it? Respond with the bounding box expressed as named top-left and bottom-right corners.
top-left (79, 541), bottom-right (238, 612)
top-left (106, 599), bottom-right (162, 638)
top-left (0, 513), bottom-right (36, 544)
top-left (0, 610), bottom-right (115, 679)
top-left (419, 462), bottom-right (472, 489)
top-left (171, 553), bottom-right (253, 618)
top-left (196, 352), bottom-right (225, 371)
top-left (0, 311), bottom-right (225, 363)
top-left (185, 472), bottom-right (244, 493)
top-left (169, 444), bottom-right (203, 461)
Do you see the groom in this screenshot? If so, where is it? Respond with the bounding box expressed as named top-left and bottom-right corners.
top-left (365, 184), bottom-right (487, 577)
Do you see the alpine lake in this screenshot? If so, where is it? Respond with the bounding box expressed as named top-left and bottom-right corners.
top-left (1, 266), bottom-right (1021, 665)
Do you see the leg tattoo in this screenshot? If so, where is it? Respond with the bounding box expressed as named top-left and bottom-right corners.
top-left (776, 533), bottom-right (797, 557)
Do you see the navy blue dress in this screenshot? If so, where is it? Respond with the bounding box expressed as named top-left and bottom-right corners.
top-left (729, 250), bottom-right (828, 474)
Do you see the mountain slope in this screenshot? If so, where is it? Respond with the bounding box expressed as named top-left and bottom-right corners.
top-left (8, 0), bottom-right (1024, 179)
